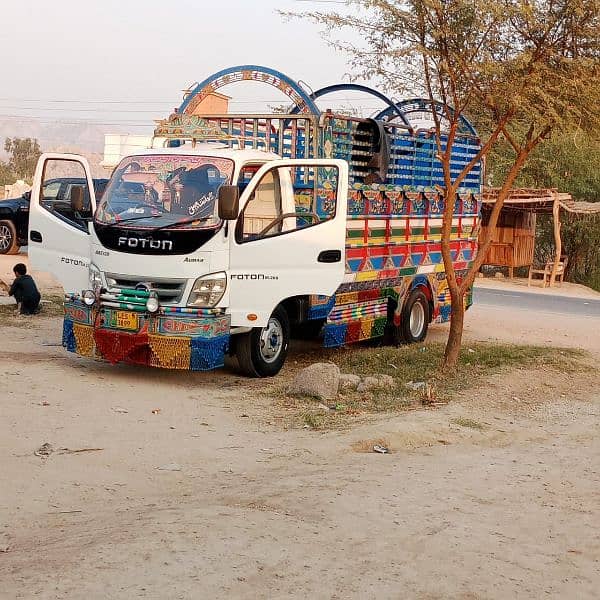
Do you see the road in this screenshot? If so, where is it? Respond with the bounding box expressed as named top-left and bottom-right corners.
top-left (474, 286), bottom-right (600, 317)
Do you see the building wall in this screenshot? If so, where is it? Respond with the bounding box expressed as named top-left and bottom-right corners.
top-left (3, 180), bottom-right (31, 200)
top-left (189, 93), bottom-right (230, 115)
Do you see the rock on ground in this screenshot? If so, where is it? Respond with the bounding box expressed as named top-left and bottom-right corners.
top-left (339, 373), bottom-right (361, 391)
top-left (356, 374), bottom-right (396, 393)
top-left (288, 362), bottom-right (340, 400)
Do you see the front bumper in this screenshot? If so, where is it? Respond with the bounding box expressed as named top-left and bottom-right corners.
top-left (62, 296), bottom-right (230, 371)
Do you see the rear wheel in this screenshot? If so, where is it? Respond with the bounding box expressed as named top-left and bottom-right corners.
top-left (235, 306), bottom-right (290, 377)
top-left (0, 221), bottom-right (19, 255)
top-left (396, 289), bottom-right (430, 344)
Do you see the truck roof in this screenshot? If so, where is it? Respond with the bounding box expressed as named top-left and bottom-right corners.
top-left (124, 145), bottom-right (281, 162)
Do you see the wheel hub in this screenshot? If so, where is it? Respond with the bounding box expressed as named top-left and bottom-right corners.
top-left (259, 318), bottom-right (284, 363)
top-left (409, 301), bottom-right (425, 338)
top-left (0, 225), bottom-right (12, 251)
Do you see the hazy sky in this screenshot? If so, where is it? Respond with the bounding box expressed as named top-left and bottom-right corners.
top-left (2, 0), bottom-right (379, 132)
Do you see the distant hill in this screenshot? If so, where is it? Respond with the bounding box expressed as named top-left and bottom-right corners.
top-left (0, 117), bottom-right (152, 177)
top-left (0, 117), bottom-right (107, 154)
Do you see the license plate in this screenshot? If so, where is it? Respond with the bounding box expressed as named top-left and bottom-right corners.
top-left (109, 311), bottom-right (139, 331)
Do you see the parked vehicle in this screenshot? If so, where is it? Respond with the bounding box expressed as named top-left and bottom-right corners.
top-left (28, 65), bottom-right (482, 377)
top-left (0, 178), bottom-right (107, 254)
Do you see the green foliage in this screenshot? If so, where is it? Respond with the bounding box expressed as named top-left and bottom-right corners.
top-left (487, 131), bottom-right (600, 199)
top-left (0, 160), bottom-right (15, 187)
top-left (486, 129), bottom-right (600, 291)
top-left (552, 216), bottom-right (600, 290)
top-left (4, 137), bottom-right (42, 181)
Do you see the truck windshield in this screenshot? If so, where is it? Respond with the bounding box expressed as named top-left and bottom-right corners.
top-left (95, 155), bottom-right (234, 229)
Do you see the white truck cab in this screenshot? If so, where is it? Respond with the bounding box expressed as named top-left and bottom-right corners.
top-left (29, 145), bottom-right (348, 376)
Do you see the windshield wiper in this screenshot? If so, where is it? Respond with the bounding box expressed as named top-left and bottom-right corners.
top-left (153, 217), bottom-right (214, 232)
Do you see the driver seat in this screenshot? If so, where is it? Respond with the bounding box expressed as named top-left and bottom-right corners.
top-left (243, 171), bottom-right (279, 235)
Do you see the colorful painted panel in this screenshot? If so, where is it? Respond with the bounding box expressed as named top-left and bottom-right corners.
top-left (62, 300), bottom-right (231, 372)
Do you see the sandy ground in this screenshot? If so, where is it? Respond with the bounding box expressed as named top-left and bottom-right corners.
top-left (1, 255), bottom-right (599, 599)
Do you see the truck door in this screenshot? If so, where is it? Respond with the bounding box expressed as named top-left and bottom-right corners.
top-left (28, 153), bottom-right (96, 294)
top-left (228, 159), bottom-right (348, 327)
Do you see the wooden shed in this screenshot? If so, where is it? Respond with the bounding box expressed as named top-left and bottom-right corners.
top-left (480, 188), bottom-right (600, 285)
top-left (479, 204), bottom-right (537, 278)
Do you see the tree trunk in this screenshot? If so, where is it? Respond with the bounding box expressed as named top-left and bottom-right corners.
top-left (443, 289), bottom-right (465, 370)
top-left (549, 192), bottom-right (562, 286)
top-left (441, 147), bottom-right (533, 370)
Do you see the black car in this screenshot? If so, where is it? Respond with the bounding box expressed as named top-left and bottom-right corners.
top-left (0, 178), bottom-right (108, 254)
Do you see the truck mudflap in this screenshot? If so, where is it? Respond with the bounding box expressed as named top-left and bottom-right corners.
top-left (62, 294), bottom-right (230, 371)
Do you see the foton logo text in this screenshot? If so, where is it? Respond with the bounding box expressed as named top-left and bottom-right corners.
top-left (118, 237), bottom-right (173, 251)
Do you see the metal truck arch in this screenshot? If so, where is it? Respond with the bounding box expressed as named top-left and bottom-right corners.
top-left (179, 65), bottom-right (320, 116)
top-left (375, 98), bottom-right (478, 136)
top-left (289, 83), bottom-right (413, 129)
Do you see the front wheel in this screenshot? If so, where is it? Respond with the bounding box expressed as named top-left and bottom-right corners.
top-left (235, 306), bottom-right (290, 377)
top-left (396, 289), bottom-right (430, 344)
top-left (0, 221), bottom-right (19, 255)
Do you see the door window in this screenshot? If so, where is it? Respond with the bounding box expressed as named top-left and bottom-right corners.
top-left (40, 159), bottom-right (93, 230)
top-left (236, 164), bottom-right (340, 243)
top-left (41, 180), bottom-right (61, 201)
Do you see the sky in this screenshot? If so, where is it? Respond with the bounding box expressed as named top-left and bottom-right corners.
top-left (1, 0), bottom-right (383, 134)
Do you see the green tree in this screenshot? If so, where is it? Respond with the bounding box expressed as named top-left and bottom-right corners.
top-left (487, 129), bottom-right (600, 290)
top-left (0, 160), bottom-right (15, 187)
top-left (288, 0), bottom-right (600, 368)
top-left (487, 131), bottom-right (600, 200)
top-left (4, 137), bottom-right (42, 181)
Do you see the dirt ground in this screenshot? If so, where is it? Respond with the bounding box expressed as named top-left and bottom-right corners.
top-left (1, 256), bottom-right (599, 599)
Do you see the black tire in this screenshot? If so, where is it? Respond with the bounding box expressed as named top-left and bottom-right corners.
top-left (235, 306), bottom-right (290, 377)
top-left (0, 220), bottom-right (19, 255)
top-left (396, 289), bottom-right (430, 344)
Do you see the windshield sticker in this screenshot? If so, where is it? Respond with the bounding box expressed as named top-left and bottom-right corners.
top-left (187, 192), bottom-right (216, 217)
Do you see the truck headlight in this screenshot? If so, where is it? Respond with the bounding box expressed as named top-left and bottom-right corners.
top-left (89, 264), bottom-right (103, 290)
top-left (187, 272), bottom-right (227, 308)
top-left (82, 289), bottom-right (96, 306)
top-left (146, 291), bottom-right (160, 314)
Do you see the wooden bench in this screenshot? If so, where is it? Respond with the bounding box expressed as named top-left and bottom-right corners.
top-left (528, 256), bottom-right (568, 287)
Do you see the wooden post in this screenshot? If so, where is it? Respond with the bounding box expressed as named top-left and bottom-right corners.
top-left (549, 191), bottom-right (562, 286)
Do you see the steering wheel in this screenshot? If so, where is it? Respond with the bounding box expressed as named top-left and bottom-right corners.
top-left (257, 212), bottom-right (320, 238)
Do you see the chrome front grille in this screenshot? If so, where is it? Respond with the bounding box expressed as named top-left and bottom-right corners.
top-left (104, 273), bottom-right (186, 304)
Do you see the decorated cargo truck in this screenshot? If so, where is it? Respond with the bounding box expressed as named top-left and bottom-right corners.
top-left (28, 65), bottom-right (482, 377)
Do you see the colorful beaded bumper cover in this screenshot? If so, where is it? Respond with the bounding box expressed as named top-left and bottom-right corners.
top-left (62, 298), bottom-right (230, 371)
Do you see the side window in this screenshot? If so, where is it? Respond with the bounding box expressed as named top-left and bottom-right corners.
top-left (237, 170), bottom-right (281, 241)
top-left (236, 164), bottom-right (339, 243)
top-left (237, 164), bottom-right (262, 194)
top-left (42, 180), bottom-right (61, 201)
top-left (41, 159), bottom-right (93, 229)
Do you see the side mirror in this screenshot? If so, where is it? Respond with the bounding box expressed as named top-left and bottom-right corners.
top-left (70, 185), bottom-right (84, 212)
top-left (218, 185), bottom-right (240, 220)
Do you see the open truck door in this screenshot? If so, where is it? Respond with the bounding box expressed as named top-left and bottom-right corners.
top-left (228, 159), bottom-right (348, 326)
top-left (28, 154), bottom-right (96, 294)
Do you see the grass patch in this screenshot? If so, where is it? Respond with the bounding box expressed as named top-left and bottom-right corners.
top-left (0, 293), bottom-right (64, 327)
top-left (302, 412), bottom-right (326, 430)
top-left (275, 341), bottom-right (589, 429)
top-left (450, 417), bottom-right (485, 431)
